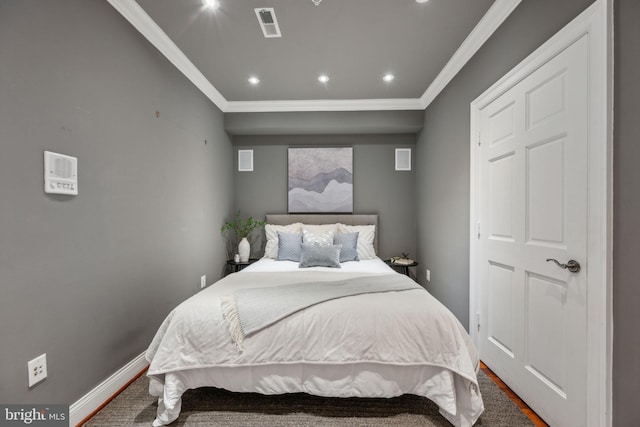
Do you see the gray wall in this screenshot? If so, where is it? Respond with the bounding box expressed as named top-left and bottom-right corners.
top-left (416, 0), bottom-right (640, 425)
top-left (0, 0), bottom-right (233, 405)
top-left (612, 0), bottom-right (640, 425)
top-left (233, 135), bottom-right (417, 262)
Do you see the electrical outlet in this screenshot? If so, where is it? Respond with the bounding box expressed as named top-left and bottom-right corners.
top-left (28, 353), bottom-right (47, 387)
top-left (200, 275), bottom-right (206, 289)
top-left (426, 269), bottom-right (431, 282)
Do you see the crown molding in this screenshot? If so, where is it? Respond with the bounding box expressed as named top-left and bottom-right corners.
top-left (107, 0), bottom-right (229, 111)
top-left (225, 98), bottom-right (424, 113)
top-left (108, 0), bottom-right (521, 113)
top-left (420, 0), bottom-right (523, 108)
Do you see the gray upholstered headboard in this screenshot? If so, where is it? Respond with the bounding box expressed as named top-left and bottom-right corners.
top-left (265, 214), bottom-right (379, 254)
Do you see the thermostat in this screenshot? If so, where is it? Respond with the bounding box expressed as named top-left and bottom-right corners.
top-left (44, 151), bottom-right (78, 195)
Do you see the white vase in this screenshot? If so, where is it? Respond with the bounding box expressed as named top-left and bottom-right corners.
top-left (238, 237), bottom-right (250, 262)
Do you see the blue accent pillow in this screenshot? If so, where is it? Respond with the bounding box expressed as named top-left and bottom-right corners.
top-left (299, 243), bottom-right (342, 268)
top-left (333, 232), bottom-right (359, 262)
top-left (277, 231), bottom-right (302, 261)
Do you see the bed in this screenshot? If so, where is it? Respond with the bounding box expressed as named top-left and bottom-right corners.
top-left (145, 214), bottom-right (484, 426)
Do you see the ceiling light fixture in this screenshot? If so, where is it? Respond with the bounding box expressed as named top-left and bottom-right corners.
top-left (203, 0), bottom-right (220, 10)
top-left (318, 74), bottom-right (329, 83)
top-left (311, 0), bottom-right (322, 5)
top-left (416, 0), bottom-right (429, 3)
top-left (383, 73), bottom-right (395, 83)
top-left (248, 76), bottom-right (260, 85)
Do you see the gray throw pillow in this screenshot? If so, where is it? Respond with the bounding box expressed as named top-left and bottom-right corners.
top-left (277, 231), bottom-right (302, 261)
top-left (299, 243), bottom-right (342, 268)
top-left (333, 232), bottom-right (359, 262)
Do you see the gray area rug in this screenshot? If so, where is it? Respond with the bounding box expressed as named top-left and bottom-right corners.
top-left (84, 370), bottom-right (534, 426)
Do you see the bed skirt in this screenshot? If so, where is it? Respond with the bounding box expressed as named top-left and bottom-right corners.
top-left (149, 362), bottom-right (484, 427)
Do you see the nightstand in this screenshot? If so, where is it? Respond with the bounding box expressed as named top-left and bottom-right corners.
top-left (384, 259), bottom-right (419, 277)
top-left (226, 258), bottom-right (258, 275)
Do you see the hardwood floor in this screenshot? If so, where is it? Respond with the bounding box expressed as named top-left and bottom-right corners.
top-left (480, 362), bottom-right (549, 427)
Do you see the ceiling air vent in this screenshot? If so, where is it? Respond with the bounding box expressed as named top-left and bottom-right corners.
top-left (254, 8), bottom-right (281, 38)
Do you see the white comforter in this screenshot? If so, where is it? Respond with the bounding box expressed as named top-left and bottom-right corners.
top-left (146, 259), bottom-right (483, 426)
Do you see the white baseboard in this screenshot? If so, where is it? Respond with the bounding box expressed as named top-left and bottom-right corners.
top-left (69, 352), bottom-right (148, 426)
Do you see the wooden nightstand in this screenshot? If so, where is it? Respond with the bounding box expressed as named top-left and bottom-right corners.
top-left (384, 259), bottom-right (419, 277)
top-left (226, 258), bottom-right (258, 275)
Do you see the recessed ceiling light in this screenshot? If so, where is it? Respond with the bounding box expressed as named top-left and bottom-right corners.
top-left (318, 74), bottom-right (329, 83)
top-left (203, 0), bottom-right (220, 10)
top-left (416, 0), bottom-right (429, 3)
top-left (248, 76), bottom-right (260, 85)
top-left (383, 73), bottom-right (395, 83)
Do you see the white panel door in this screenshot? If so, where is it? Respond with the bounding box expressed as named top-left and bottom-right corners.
top-left (478, 35), bottom-right (588, 426)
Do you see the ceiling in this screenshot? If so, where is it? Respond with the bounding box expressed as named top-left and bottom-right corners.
top-left (108, 0), bottom-right (521, 112)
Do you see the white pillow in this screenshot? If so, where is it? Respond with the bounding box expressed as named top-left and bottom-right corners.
top-left (337, 224), bottom-right (376, 260)
top-left (300, 223), bottom-right (338, 235)
top-left (263, 223), bottom-right (302, 259)
top-left (302, 229), bottom-right (334, 246)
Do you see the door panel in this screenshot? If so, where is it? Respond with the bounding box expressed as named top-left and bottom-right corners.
top-left (526, 70), bottom-right (567, 130)
top-left (488, 262), bottom-right (516, 358)
top-left (488, 154), bottom-right (515, 240)
top-left (525, 272), bottom-right (567, 397)
top-left (488, 101), bottom-right (516, 146)
top-left (526, 137), bottom-right (565, 245)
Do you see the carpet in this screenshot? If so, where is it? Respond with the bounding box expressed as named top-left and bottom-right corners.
top-left (84, 370), bottom-right (534, 426)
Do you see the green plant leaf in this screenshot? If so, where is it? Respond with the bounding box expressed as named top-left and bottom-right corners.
top-left (221, 211), bottom-right (266, 238)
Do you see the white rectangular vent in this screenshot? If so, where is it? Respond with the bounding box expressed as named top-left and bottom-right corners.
top-left (238, 150), bottom-right (254, 171)
top-left (255, 8), bottom-right (281, 38)
top-left (44, 151), bottom-right (78, 195)
top-left (395, 148), bottom-right (412, 171)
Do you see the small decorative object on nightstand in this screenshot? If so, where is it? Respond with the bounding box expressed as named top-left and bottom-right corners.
top-left (386, 253), bottom-right (419, 277)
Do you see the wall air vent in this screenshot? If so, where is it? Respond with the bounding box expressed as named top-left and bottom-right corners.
top-left (395, 148), bottom-right (412, 171)
top-left (254, 8), bottom-right (281, 38)
top-left (238, 150), bottom-right (254, 171)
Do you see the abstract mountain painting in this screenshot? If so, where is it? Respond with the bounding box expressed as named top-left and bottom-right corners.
top-left (288, 147), bottom-right (353, 213)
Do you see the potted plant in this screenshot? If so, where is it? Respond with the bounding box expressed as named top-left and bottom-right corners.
top-left (221, 211), bottom-right (266, 262)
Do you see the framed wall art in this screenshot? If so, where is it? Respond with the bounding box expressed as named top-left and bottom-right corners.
top-left (288, 147), bottom-right (353, 213)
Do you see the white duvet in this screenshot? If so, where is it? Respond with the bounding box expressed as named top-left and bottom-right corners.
top-left (146, 259), bottom-right (484, 426)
